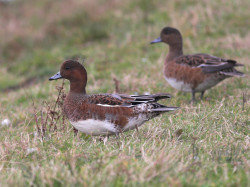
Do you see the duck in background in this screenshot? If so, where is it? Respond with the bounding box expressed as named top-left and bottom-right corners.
top-left (151, 27), bottom-right (244, 103)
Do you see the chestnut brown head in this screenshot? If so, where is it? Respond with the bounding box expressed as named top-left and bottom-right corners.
top-left (49, 60), bottom-right (88, 93)
top-left (151, 27), bottom-right (182, 46)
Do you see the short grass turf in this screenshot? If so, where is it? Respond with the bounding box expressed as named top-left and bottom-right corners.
top-left (0, 0), bottom-right (249, 186)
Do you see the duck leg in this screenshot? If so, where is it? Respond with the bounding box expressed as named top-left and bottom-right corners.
top-left (135, 124), bottom-right (139, 133)
top-left (115, 133), bottom-right (121, 148)
top-left (73, 127), bottom-right (78, 136)
top-left (200, 91), bottom-right (205, 100)
top-left (191, 89), bottom-right (196, 103)
top-left (135, 124), bottom-right (141, 141)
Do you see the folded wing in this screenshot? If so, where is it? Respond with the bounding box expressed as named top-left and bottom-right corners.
top-left (87, 93), bottom-right (172, 107)
top-left (175, 53), bottom-right (244, 77)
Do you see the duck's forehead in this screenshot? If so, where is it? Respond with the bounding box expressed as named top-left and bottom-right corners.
top-left (64, 60), bottom-right (77, 66)
top-left (162, 27), bottom-right (178, 35)
top-left (61, 60), bottom-right (81, 68)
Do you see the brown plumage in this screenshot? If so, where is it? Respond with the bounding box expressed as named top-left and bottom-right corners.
top-left (49, 60), bottom-right (179, 136)
top-left (151, 27), bottom-right (244, 102)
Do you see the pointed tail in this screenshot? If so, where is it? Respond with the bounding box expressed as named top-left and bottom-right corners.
top-left (220, 69), bottom-right (245, 77)
top-left (151, 106), bottom-right (180, 112)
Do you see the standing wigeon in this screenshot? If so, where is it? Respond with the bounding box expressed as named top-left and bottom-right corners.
top-left (49, 60), bottom-right (179, 136)
top-left (151, 27), bottom-right (244, 102)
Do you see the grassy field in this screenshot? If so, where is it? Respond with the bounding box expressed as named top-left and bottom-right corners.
top-left (0, 0), bottom-right (249, 186)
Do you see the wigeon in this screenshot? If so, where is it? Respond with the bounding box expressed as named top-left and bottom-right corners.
top-left (49, 60), bottom-right (179, 136)
top-left (151, 27), bottom-right (244, 102)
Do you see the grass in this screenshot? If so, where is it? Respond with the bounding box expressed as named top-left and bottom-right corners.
top-left (0, 0), bottom-right (249, 186)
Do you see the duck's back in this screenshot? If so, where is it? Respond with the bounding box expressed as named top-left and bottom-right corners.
top-left (164, 53), bottom-right (244, 92)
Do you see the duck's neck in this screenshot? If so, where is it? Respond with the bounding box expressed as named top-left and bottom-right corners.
top-left (69, 81), bottom-right (86, 94)
top-left (64, 83), bottom-right (86, 119)
top-left (166, 41), bottom-right (183, 62)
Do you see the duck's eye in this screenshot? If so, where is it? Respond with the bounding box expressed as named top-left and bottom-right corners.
top-left (65, 67), bottom-right (70, 70)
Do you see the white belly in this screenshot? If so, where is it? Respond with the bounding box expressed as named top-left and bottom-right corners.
top-left (165, 77), bottom-right (221, 92)
top-left (70, 116), bottom-right (147, 136)
top-left (70, 119), bottom-right (117, 136)
top-left (165, 77), bottom-right (192, 92)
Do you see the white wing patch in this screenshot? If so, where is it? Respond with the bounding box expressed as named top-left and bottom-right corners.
top-left (96, 104), bottom-right (121, 107)
top-left (198, 62), bottom-right (226, 68)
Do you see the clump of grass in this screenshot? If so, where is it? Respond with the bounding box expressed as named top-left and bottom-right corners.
top-left (33, 80), bottom-right (66, 138)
